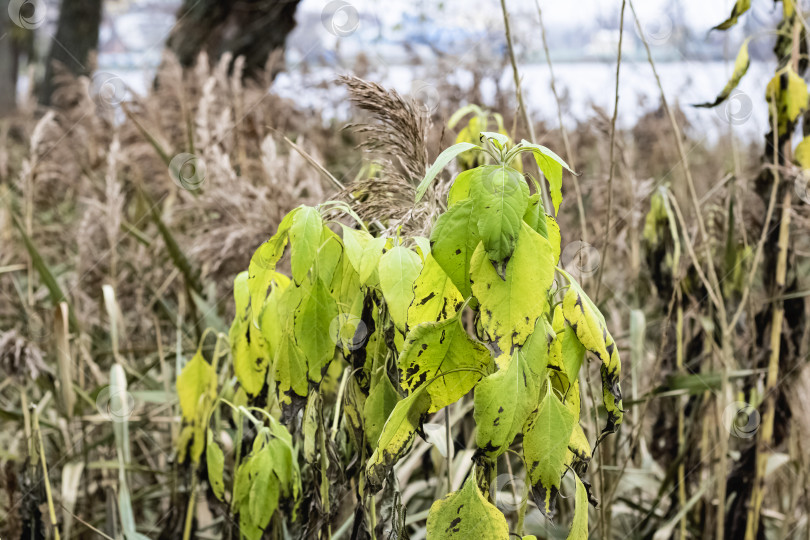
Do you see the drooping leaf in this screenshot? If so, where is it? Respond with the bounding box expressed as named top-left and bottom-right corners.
top-left (473, 320), bottom-right (550, 457)
top-left (364, 371), bottom-right (401, 449)
top-left (550, 305), bottom-right (586, 384)
top-left (303, 391), bottom-right (320, 463)
top-left (359, 236), bottom-right (387, 286)
top-left (430, 198), bottom-right (480, 299)
top-left (398, 316), bottom-right (491, 412)
top-left (176, 349), bottom-right (216, 464)
top-left (425, 474), bottom-right (509, 539)
top-left (247, 208), bottom-right (298, 323)
top-left (470, 223), bottom-right (556, 362)
top-left (524, 386), bottom-right (576, 518)
top-left (559, 271), bottom-right (623, 435)
top-left (231, 271), bottom-right (278, 397)
top-left (247, 447), bottom-right (280, 529)
top-left (519, 141), bottom-right (575, 215)
top-left (293, 277), bottom-right (338, 383)
top-left (341, 225), bottom-right (373, 275)
top-left (565, 473), bottom-right (589, 540)
top-left (694, 38), bottom-right (750, 107)
top-left (366, 387), bottom-right (432, 492)
top-left (206, 430), bottom-right (225, 501)
top-left (545, 215), bottom-right (561, 265)
top-left (415, 142), bottom-right (480, 203)
top-left (712, 0), bottom-right (750, 30)
top-left (567, 423), bottom-right (592, 473)
top-left (274, 335), bottom-right (309, 420)
top-left (470, 164), bottom-right (529, 271)
top-left (766, 67), bottom-right (809, 136)
top-left (289, 206), bottom-right (324, 285)
top-left (407, 253), bottom-right (464, 327)
top-left (379, 245), bottom-right (423, 331)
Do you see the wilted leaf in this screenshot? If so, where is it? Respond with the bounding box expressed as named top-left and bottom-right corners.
top-left (407, 253), bottom-right (464, 327)
top-left (425, 474), bottom-right (509, 539)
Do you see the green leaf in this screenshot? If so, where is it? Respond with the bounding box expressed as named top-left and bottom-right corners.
top-left (366, 387), bottom-right (432, 492)
top-left (289, 206), bottom-right (324, 285)
top-left (524, 386), bottom-right (576, 517)
top-left (398, 316), bottom-right (491, 412)
top-left (206, 430), bottom-right (225, 501)
top-left (447, 168), bottom-right (478, 207)
top-left (796, 135), bottom-right (810, 169)
top-left (694, 38), bottom-right (750, 108)
top-left (293, 277), bottom-right (338, 383)
top-left (559, 271), bottom-right (623, 435)
top-left (407, 253), bottom-right (464, 327)
top-left (545, 215), bottom-right (561, 265)
top-left (341, 225), bottom-right (373, 275)
top-left (430, 198), bottom-right (480, 299)
top-left (248, 448), bottom-right (280, 528)
top-left (364, 371), bottom-right (401, 449)
top-left (522, 193), bottom-right (548, 239)
top-left (379, 246), bottom-right (423, 331)
top-left (359, 236), bottom-right (387, 286)
top-left (470, 223), bottom-right (556, 363)
top-left (425, 474), bottom-right (509, 539)
top-left (473, 321), bottom-right (550, 457)
top-left (550, 305), bottom-right (586, 384)
top-left (247, 208), bottom-right (298, 324)
top-left (470, 164), bottom-right (530, 270)
top-left (274, 335), bottom-right (309, 419)
top-left (231, 271), bottom-right (278, 397)
top-left (177, 350), bottom-right (215, 423)
top-left (415, 142), bottom-right (480, 203)
top-left (566, 473), bottom-right (589, 540)
top-left (519, 141), bottom-right (575, 215)
top-left (712, 0), bottom-right (750, 30)
top-left (480, 130), bottom-right (509, 148)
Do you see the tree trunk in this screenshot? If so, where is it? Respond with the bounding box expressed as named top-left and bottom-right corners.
top-left (38, 0), bottom-right (103, 105)
top-left (165, 0), bottom-right (301, 80)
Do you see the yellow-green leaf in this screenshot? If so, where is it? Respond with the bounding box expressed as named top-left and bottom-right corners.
top-left (766, 67), bottom-right (809, 136)
top-left (364, 371), bottom-right (401, 449)
top-left (566, 473), bottom-right (589, 540)
top-left (520, 141), bottom-right (575, 215)
top-left (425, 474), bottom-right (509, 539)
top-left (398, 316), bottom-right (491, 412)
top-left (293, 277), bottom-right (338, 383)
top-left (470, 223), bottom-right (555, 362)
top-left (524, 386), bottom-right (576, 518)
top-left (177, 349), bottom-right (215, 423)
top-left (407, 253), bottom-right (464, 327)
top-left (206, 430), bottom-right (225, 501)
top-left (695, 38), bottom-right (750, 107)
top-left (247, 208), bottom-right (298, 324)
top-left (430, 198), bottom-right (480, 299)
top-left (289, 206), bottom-right (324, 285)
top-left (379, 245), bottom-right (423, 331)
top-left (712, 0), bottom-right (750, 30)
top-left (274, 335), bottom-right (309, 419)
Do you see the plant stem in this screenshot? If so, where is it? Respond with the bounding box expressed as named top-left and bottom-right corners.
top-left (595, 0), bottom-right (626, 301)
